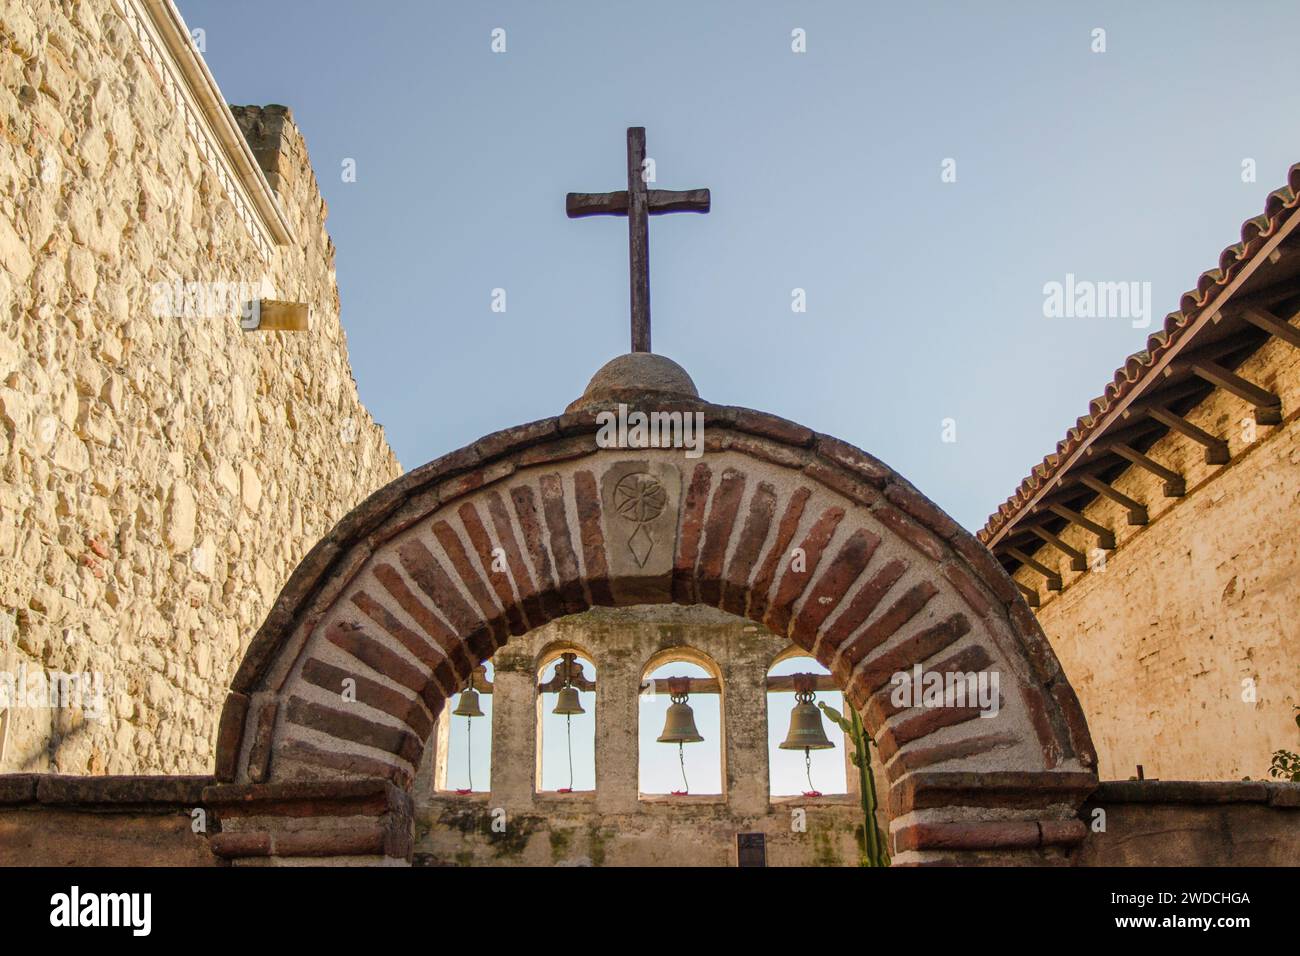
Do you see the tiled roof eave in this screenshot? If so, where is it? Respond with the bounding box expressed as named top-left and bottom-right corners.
top-left (981, 164), bottom-right (1300, 547)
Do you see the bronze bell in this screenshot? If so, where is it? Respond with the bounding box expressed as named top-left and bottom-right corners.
top-left (657, 693), bottom-right (704, 744)
top-left (780, 691), bottom-right (833, 751)
top-left (452, 686), bottom-right (484, 718)
top-left (553, 685), bottom-right (585, 716)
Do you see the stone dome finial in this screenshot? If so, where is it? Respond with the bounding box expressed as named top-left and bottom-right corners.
top-left (566, 353), bottom-right (700, 412)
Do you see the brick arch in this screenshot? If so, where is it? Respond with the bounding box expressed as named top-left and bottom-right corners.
top-left (216, 402), bottom-right (1098, 864)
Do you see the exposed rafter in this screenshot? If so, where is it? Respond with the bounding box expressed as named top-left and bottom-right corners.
top-left (1043, 504), bottom-right (1115, 550)
top-left (1029, 526), bottom-right (1087, 572)
top-left (1137, 406), bottom-right (1229, 464)
top-left (1177, 358), bottom-right (1281, 425)
top-left (1108, 443), bottom-right (1185, 497)
top-left (1237, 305), bottom-right (1300, 349)
top-left (1006, 548), bottom-right (1062, 591)
top-left (1077, 476), bottom-right (1148, 525)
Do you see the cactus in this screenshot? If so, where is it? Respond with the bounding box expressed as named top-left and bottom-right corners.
top-left (819, 701), bottom-right (890, 867)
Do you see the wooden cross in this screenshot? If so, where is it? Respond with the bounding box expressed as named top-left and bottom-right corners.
top-left (567, 127), bottom-right (710, 353)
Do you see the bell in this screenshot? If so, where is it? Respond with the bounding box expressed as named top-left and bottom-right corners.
top-left (780, 693), bottom-right (833, 751)
top-left (553, 685), bottom-right (585, 716)
top-left (657, 694), bottom-right (704, 744)
top-left (452, 687), bottom-right (483, 718)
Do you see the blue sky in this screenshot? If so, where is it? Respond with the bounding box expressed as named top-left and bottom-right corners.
top-left (184, 0), bottom-right (1300, 533)
top-left (182, 0), bottom-right (1300, 795)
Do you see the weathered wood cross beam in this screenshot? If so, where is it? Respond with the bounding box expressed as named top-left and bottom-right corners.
top-left (567, 127), bottom-right (711, 353)
top-left (640, 674), bottom-right (840, 696)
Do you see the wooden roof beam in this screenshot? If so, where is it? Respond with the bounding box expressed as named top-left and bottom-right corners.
top-left (1126, 405), bottom-right (1230, 464)
top-left (1170, 358), bottom-right (1281, 425)
top-left (1028, 461), bottom-right (1135, 517)
top-left (1006, 548), bottom-right (1062, 591)
top-left (1078, 475), bottom-right (1148, 525)
top-left (1041, 503), bottom-right (1116, 550)
top-left (1029, 526), bottom-right (1087, 572)
top-left (1105, 442), bottom-right (1185, 497)
top-left (1236, 305), bottom-right (1300, 350)
top-left (1015, 581), bottom-right (1040, 608)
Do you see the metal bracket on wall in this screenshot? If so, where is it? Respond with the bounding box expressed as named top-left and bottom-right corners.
top-left (242, 299), bottom-right (309, 331)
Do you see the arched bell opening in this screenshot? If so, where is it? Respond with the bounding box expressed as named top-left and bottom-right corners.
top-left (431, 661), bottom-right (494, 795)
top-left (766, 650), bottom-right (849, 798)
top-left (535, 644), bottom-right (596, 794)
top-left (638, 648), bottom-right (724, 799)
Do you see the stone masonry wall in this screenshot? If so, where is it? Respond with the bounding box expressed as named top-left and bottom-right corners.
top-left (1014, 331), bottom-right (1300, 781)
top-left (0, 0), bottom-right (401, 774)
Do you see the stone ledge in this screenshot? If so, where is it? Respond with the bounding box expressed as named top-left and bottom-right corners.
top-left (0, 774), bottom-right (212, 807)
top-left (202, 776), bottom-right (408, 812)
top-left (893, 770), bottom-right (1099, 812)
top-left (895, 818), bottom-right (1088, 853)
top-left (769, 793), bottom-right (858, 807)
top-left (1089, 779), bottom-right (1300, 807)
top-left (534, 790), bottom-right (598, 803)
top-left (638, 793), bottom-right (727, 806)
top-left (210, 826), bottom-right (389, 859)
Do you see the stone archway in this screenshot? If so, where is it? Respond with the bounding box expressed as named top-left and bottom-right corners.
top-left (214, 355), bottom-right (1098, 865)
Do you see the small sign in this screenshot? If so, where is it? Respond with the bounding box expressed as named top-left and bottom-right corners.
top-left (243, 300), bottom-right (309, 331)
top-left (736, 832), bottom-right (766, 868)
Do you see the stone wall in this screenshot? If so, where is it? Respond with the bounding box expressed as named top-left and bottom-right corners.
top-left (414, 605), bottom-right (872, 867)
top-left (0, 773), bottom-right (218, 865)
top-left (0, 773), bottom-right (414, 866)
top-left (1014, 331), bottom-right (1300, 781)
top-left (0, 0), bottom-right (401, 775)
top-left (1073, 780), bottom-right (1300, 866)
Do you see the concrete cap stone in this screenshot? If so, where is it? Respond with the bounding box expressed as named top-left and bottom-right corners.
top-left (566, 352), bottom-right (700, 412)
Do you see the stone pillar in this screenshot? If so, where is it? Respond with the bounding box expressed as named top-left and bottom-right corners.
top-left (488, 649), bottom-right (537, 813)
top-left (431, 709), bottom-right (451, 791)
top-left (723, 646), bottom-right (771, 815)
top-left (595, 646), bottom-right (641, 814)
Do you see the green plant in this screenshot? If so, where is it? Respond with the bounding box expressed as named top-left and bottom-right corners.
top-left (1269, 750), bottom-right (1300, 782)
top-left (819, 701), bottom-right (890, 867)
top-left (1267, 706), bottom-right (1300, 782)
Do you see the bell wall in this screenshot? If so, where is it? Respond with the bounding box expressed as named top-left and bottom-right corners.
top-left (414, 605), bottom-right (880, 867)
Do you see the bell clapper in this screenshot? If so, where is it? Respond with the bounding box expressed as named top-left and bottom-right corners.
top-left (803, 747), bottom-right (820, 797)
